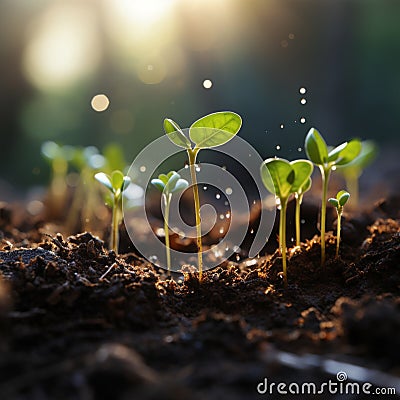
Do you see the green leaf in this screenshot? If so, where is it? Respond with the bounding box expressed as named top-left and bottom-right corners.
top-left (122, 176), bottom-right (131, 192)
top-left (260, 158), bottom-right (294, 199)
top-left (95, 172), bottom-right (113, 192)
top-left (300, 177), bottom-right (312, 194)
top-left (151, 178), bottom-right (165, 192)
top-left (164, 118), bottom-right (192, 149)
top-left (335, 139), bottom-right (362, 166)
top-left (103, 143), bottom-right (126, 172)
top-left (328, 198), bottom-right (339, 208)
top-left (189, 111), bottom-right (242, 148)
top-left (290, 160), bottom-right (314, 193)
top-left (338, 140), bottom-right (377, 172)
top-left (305, 128), bottom-right (328, 165)
top-left (173, 179), bottom-right (189, 193)
top-left (337, 190), bottom-right (350, 206)
top-left (165, 171), bottom-right (180, 192)
top-left (328, 142), bottom-right (348, 162)
top-left (111, 170), bottom-right (124, 191)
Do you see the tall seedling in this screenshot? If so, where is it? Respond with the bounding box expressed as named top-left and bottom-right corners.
top-left (164, 111), bottom-right (242, 281)
top-left (305, 128), bottom-right (361, 266)
top-left (260, 158), bottom-right (313, 286)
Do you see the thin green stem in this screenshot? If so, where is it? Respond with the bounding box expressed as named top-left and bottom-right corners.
top-left (188, 149), bottom-right (203, 281)
top-left (280, 198), bottom-right (288, 287)
top-left (336, 208), bottom-right (342, 258)
top-left (110, 195), bottom-right (121, 253)
top-left (320, 166), bottom-right (331, 267)
top-left (295, 194), bottom-right (302, 247)
top-left (163, 194), bottom-right (172, 275)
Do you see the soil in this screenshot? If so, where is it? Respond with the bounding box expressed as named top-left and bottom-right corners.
top-left (0, 195), bottom-right (400, 399)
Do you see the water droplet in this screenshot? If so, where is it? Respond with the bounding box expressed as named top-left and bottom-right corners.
top-left (222, 165), bottom-right (227, 170)
top-left (139, 165), bottom-right (146, 172)
top-left (225, 247), bottom-right (229, 252)
top-left (203, 79), bottom-right (213, 89)
top-left (236, 254), bottom-right (240, 261)
top-left (219, 214), bottom-right (225, 220)
top-left (300, 117), bottom-right (306, 124)
top-left (300, 98), bottom-right (307, 105)
top-left (253, 200), bottom-right (257, 205)
top-left (224, 201), bottom-right (229, 206)
top-left (250, 229), bottom-right (254, 234)
top-left (184, 164), bottom-right (189, 169)
top-left (203, 186), bottom-right (208, 191)
top-left (276, 145), bottom-right (281, 150)
top-left (225, 187), bottom-right (233, 195)
top-left (289, 33), bottom-right (295, 40)
top-left (332, 166), bottom-right (337, 171)
top-left (301, 219), bottom-right (305, 224)
top-left (215, 194), bottom-right (221, 200)
top-left (291, 237), bottom-right (294, 242)
top-left (225, 212), bottom-right (231, 218)
top-left (149, 255), bottom-right (158, 263)
top-left (219, 227), bottom-right (224, 234)
top-left (299, 87), bottom-right (307, 94)
top-left (297, 147), bottom-right (302, 152)
top-left (196, 165), bottom-right (201, 172)
top-left (280, 124), bottom-right (284, 129)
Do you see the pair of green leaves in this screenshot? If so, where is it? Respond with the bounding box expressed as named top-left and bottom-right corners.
top-left (164, 111), bottom-right (242, 149)
top-left (328, 190), bottom-right (350, 209)
top-left (260, 158), bottom-right (314, 201)
top-left (151, 171), bottom-right (189, 195)
top-left (305, 128), bottom-right (362, 167)
top-left (95, 170), bottom-right (131, 196)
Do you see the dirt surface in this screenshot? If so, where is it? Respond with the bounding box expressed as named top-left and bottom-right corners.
top-left (0, 197), bottom-right (400, 399)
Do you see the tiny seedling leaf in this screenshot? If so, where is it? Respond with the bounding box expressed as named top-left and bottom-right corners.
top-left (338, 140), bottom-right (377, 174)
top-left (335, 139), bottom-right (362, 166)
top-left (328, 198), bottom-right (339, 208)
top-left (173, 179), bottom-right (189, 192)
top-left (189, 111), bottom-right (242, 148)
top-left (328, 142), bottom-right (348, 162)
top-left (95, 172), bottom-right (113, 192)
top-left (299, 177), bottom-right (312, 195)
top-left (260, 158), bottom-right (295, 199)
top-left (164, 119), bottom-right (192, 149)
top-left (151, 178), bottom-right (165, 192)
top-left (290, 160), bottom-right (314, 193)
top-left (111, 170), bottom-right (124, 191)
top-left (165, 171), bottom-right (180, 192)
top-left (337, 190), bottom-right (350, 206)
top-left (305, 128), bottom-right (328, 165)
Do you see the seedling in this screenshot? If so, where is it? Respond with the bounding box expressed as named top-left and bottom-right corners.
top-left (260, 158), bottom-right (313, 286)
top-left (305, 128), bottom-right (361, 267)
top-left (337, 140), bottom-right (377, 208)
top-left (151, 171), bottom-right (189, 275)
top-left (164, 111), bottom-right (242, 281)
top-left (95, 170), bottom-right (131, 253)
top-left (328, 190), bottom-right (350, 258)
top-left (294, 177), bottom-right (312, 247)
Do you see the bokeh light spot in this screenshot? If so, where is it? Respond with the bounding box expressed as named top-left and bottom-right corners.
top-left (203, 79), bottom-right (213, 89)
top-left (91, 94), bottom-right (110, 112)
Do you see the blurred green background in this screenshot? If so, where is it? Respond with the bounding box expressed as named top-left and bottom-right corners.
top-left (0, 0), bottom-right (399, 191)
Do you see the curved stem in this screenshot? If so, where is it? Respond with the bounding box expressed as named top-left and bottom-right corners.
top-left (188, 149), bottom-right (203, 281)
top-left (336, 209), bottom-right (342, 258)
top-left (163, 194), bottom-right (172, 275)
top-left (295, 194), bottom-right (302, 247)
top-left (110, 195), bottom-right (120, 253)
top-left (280, 198), bottom-right (288, 287)
top-left (320, 166), bottom-right (331, 267)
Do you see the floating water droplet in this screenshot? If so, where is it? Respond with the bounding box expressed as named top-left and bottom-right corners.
top-left (139, 165), bottom-right (146, 172)
top-left (225, 247), bottom-right (229, 252)
top-left (233, 245), bottom-right (241, 253)
top-left (301, 219), bottom-right (305, 224)
top-left (236, 254), bottom-right (240, 261)
top-left (332, 166), bottom-right (337, 171)
top-left (219, 214), bottom-right (225, 220)
top-left (291, 237), bottom-right (294, 242)
top-left (276, 145), bottom-right (281, 150)
top-left (203, 79), bottom-right (212, 89)
top-left (300, 117), bottom-right (306, 124)
top-left (219, 227), bottom-right (224, 234)
top-left (216, 194), bottom-right (221, 200)
top-left (224, 201), bottom-right (229, 206)
top-left (280, 124), bottom-right (284, 129)
top-left (250, 229), bottom-right (254, 234)
top-left (225, 187), bottom-right (233, 195)
top-left (300, 98), bottom-right (307, 105)
top-left (149, 255), bottom-right (158, 263)
top-left (298, 147), bottom-right (302, 152)
top-left (225, 212), bottom-right (231, 218)
top-left (203, 186), bottom-right (208, 190)
top-left (184, 164), bottom-right (189, 169)
top-left (299, 87), bottom-right (306, 94)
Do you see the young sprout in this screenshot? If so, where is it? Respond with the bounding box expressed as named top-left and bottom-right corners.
top-left (95, 170), bottom-right (131, 254)
top-left (305, 128), bottom-right (361, 267)
top-left (151, 171), bottom-right (189, 276)
top-left (294, 177), bottom-right (312, 247)
top-left (337, 140), bottom-right (377, 209)
top-left (163, 111), bottom-right (242, 281)
top-left (328, 190), bottom-right (350, 258)
top-left (260, 158), bottom-right (313, 286)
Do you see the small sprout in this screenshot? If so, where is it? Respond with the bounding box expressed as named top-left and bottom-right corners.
top-left (95, 170), bottom-right (131, 254)
top-left (151, 171), bottom-right (189, 276)
top-left (293, 175), bottom-right (312, 247)
top-left (260, 158), bottom-right (313, 286)
top-left (164, 111), bottom-right (242, 281)
top-left (328, 190), bottom-right (350, 258)
top-left (337, 140), bottom-right (377, 208)
top-left (305, 128), bottom-right (361, 267)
